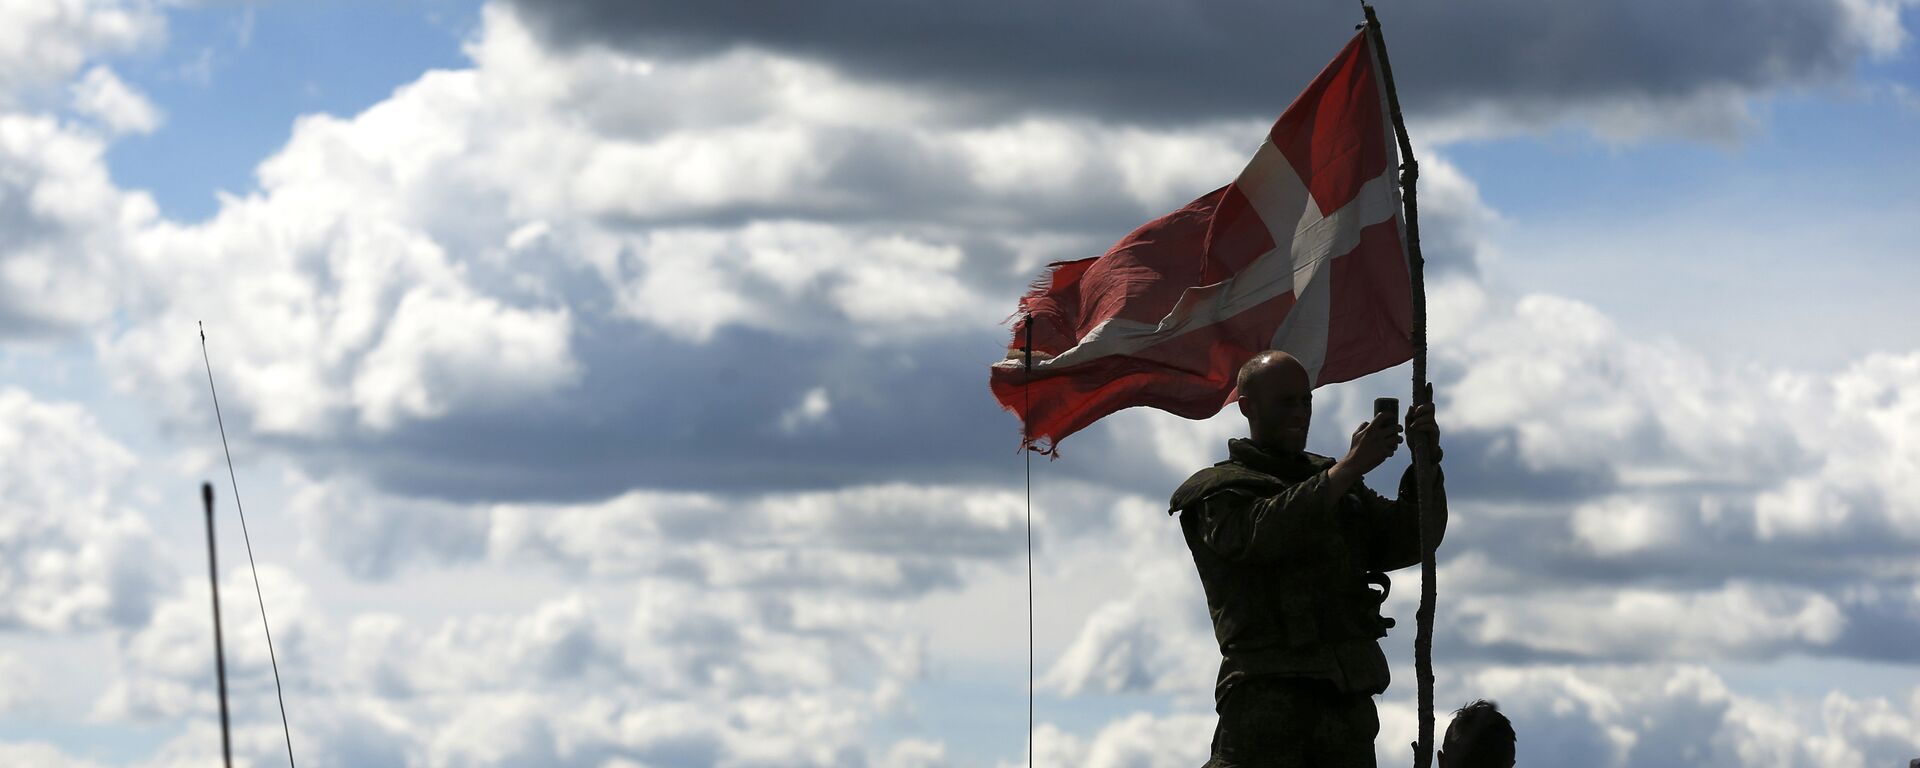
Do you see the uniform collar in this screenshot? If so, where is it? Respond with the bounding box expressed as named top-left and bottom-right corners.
top-left (1227, 437), bottom-right (1333, 480)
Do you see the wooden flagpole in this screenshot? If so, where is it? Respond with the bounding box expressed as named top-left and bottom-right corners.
top-left (1360, 5), bottom-right (1442, 767)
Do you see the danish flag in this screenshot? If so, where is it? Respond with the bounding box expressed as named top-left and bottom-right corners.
top-left (990, 32), bottom-right (1413, 451)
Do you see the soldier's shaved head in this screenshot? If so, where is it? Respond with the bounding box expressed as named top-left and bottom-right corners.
top-left (1237, 351), bottom-right (1314, 452)
top-left (1236, 350), bottom-right (1310, 399)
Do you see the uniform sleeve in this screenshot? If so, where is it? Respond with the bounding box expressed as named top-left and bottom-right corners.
top-left (1188, 472), bottom-right (1341, 562)
top-left (1358, 464), bottom-right (1447, 571)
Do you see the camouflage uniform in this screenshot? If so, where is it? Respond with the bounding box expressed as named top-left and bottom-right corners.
top-left (1170, 438), bottom-right (1444, 768)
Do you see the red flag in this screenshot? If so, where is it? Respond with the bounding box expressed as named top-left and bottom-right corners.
top-left (991, 32), bottom-right (1413, 452)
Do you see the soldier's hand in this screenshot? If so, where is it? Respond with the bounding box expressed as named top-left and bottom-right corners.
top-left (1340, 411), bottom-right (1402, 474)
top-left (1406, 403), bottom-right (1438, 440)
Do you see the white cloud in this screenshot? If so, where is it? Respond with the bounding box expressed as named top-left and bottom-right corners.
top-left (93, 560), bottom-right (931, 766)
top-left (1571, 496), bottom-right (1688, 557)
top-left (0, 387), bottom-right (169, 631)
top-left (104, 178), bottom-right (581, 438)
top-left (0, 653), bottom-right (40, 713)
top-left (67, 64), bottom-right (158, 134)
top-left (779, 386), bottom-right (833, 433)
top-left (1421, 86), bottom-right (1763, 148)
top-left (489, 483), bottom-right (1024, 599)
top-left (0, 114), bottom-right (155, 335)
top-left (289, 472), bottom-right (490, 580)
top-left (127, 711), bottom-right (408, 768)
top-left (4, 1), bottom-right (1919, 765)
top-left (0, 742), bottom-right (107, 768)
top-left (0, 0), bottom-right (162, 105)
top-left (877, 738), bottom-right (950, 768)
top-left (351, 285), bottom-right (577, 430)
top-left (91, 2), bottom-right (1308, 460)
top-left (1001, 714), bottom-right (1216, 768)
top-left (1804, 351), bottom-right (1920, 537)
top-left (1457, 664), bottom-right (1920, 767)
top-left (1838, 0), bottom-right (1914, 57)
top-left (1432, 276), bottom-right (1920, 544)
top-left (96, 564), bottom-right (315, 721)
top-left (1040, 495), bottom-right (1214, 698)
top-left (599, 222), bottom-right (991, 343)
top-left (1459, 582), bottom-right (1846, 660)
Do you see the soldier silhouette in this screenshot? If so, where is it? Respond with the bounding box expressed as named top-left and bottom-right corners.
top-left (1437, 699), bottom-right (1515, 768)
top-left (1171, 351), bottom-right (1445, 767)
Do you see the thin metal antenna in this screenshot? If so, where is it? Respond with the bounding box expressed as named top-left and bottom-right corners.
top-left (198, 322), bottom-right (298, 768)
top-left (203, 482), bottom-right (234, 768)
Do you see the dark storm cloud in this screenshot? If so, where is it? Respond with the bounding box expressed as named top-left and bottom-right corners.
top-left (506, 0), bottom-right (1893, 125)
top-left (287, 319), bottom-right (1021, 503)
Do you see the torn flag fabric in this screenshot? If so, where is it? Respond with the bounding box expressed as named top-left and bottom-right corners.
top-left (991, 31), bottom-right (1413, 452)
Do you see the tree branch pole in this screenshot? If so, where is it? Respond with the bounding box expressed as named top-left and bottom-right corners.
top-left (1362, 5), bottom-right (1441, 767)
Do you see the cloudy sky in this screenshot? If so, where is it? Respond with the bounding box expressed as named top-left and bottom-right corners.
top-left (1, 0), bottom-right (1918, 765)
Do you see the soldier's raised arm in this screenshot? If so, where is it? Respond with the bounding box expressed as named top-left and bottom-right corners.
top-left (1358, 465), bottom-right (1447, 571)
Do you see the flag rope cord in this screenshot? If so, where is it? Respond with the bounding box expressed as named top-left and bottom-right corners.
top-left (199, 322), bottom-right (299, 768)
top-left (1023, 317), bottom-right (1036, 768)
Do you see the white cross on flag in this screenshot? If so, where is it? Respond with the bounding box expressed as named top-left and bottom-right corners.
top-left (991, 31), bottom-right (1413, 452)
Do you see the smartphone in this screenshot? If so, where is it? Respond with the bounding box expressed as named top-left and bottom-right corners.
top-left (1373, 397), bottom-right (1399, 426)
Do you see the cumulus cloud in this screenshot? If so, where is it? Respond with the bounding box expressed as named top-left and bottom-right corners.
top-left (0, 388), bottom-right (169, 631)
top-left (1004, 714), bottom-right (1216, 768)
top-left (67, 64), bottom-right (158, 134)
top-left (1040, 495), bottom-right (1215, 698)
top-left (779, 386), bottom-right (833, 434)
top-left (1457, 664), bottom-right (1920, 767)
top-left (1035, 275), bottom-right (1920, 698)
top-left (95, 562), bottom-right (933, 766)
top-left (0, 742), bottom-right (107, 768)
top-left (4, 1), bottom-right (1918, 764)
top-left (491, 482), bottom-right (1025, 598)
top-left (1457, 582), bottom-right (1847, 661)
top-left (1419, 276), bottom-right (1918, 532)
top-left (0, 114), bottom-right (155, 335)
top-left (139, 716), bottom-right (408, 768)
top-left (878, 738), bottom-right (949, 768)
top-left (996, 664), bottom-right (1920, 768)
top-left (350, 285), bottom-right (576, 430)
top-left (86, 3), bottom-right (1286, 500)
top-left (1439, 287), bottom-right (1804, 487)
top-left (0, 653), bottom-right (40, 713)
top-left (104, 189), bottom-right (582, 440)
top-left (0, 0), bottom-right (162, 105)
top-left (1402, 280), bottom-right (1920, 665)
top-left (97, 565), bottom-right (315, 721)
top-left (289, 472), bottom-right (490, 580)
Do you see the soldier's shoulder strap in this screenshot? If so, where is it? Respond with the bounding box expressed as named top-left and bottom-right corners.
top-left (1168, 461), bottom-right (1289, 515)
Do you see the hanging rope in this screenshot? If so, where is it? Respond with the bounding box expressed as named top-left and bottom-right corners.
top-left (1023, 317), bottom-right (1036, 767)
top-left (1360, 6), bottom-right (1442, 767)
top-left (198, 322), bottom-right (299, 768)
